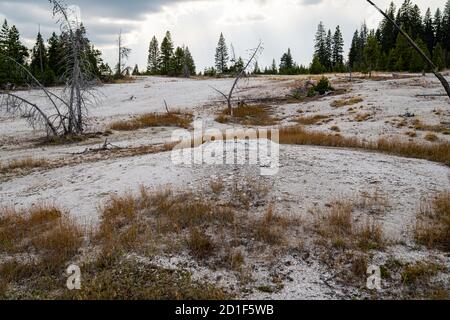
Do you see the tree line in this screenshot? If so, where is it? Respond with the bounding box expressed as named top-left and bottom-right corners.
top-left (1, 0), bottom-right (449, 86)
top-left (143, 31), bottom-right (196, 77)
top-left (0, 19), bottom-right (109, 87)
top-left (347, 0), bottom-right (450, 74)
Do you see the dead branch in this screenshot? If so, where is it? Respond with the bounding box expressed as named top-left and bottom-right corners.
top-left (211, 41), bottom-right (263, 116)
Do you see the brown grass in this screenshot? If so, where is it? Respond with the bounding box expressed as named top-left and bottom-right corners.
top-left (0, 157), bottom-right (49, 174)
top-left (413, 119), bottom-right (450, 134)
top-left (414, 191), bottom-right (450, 251)
top-left (278, 126), bottom-right (450, 166)
top-left (354, 112), bottom-right (373, 122)
top-left (424, 132), bottom-right (439, 142)
top-left (254, 205), bottom-right (287, 245)
top-left (401, 261), bottom-right (445, 286)
top-left (315, 199), bottom-right (385, 251)
top-left (215, 104), bottom-right (279, 126)
top-left (109, 111), bottom-right (193, 131)
top-left (294, 114), bottom-right (330, 125)
top-left (330, 126), bottom-right (341, 132)
top-left (0, 205), bottom-right (84, 278)
top-left (187, 228), bottom-right (215, 259)
top-left (331, 97), bottom-right (363, 108)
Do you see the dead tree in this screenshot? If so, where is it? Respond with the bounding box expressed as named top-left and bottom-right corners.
top-left (116, 30), bottom-right (131, 78)
top-left (366, 0), bottom-right (450, 98)
top-left (0, 0), bottom-right (98, 137)
top-left (211, 41), bottom-right (263, 116)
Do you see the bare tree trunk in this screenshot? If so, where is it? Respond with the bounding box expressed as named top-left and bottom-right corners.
top-left (366, 0), bottom-right (450, 98)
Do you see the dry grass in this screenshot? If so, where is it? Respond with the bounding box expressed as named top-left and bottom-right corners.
top-left (424, 132), bottom-right (439, 142)
top-left (406, 131), bottom-right (417, 138)
top-left (314, 199), bottom-right (386, 251)
top-left (0, 203), bottom-right (84, 295)
top-left (278, 126), bottom-right (450, 166)
top-left (187, 228), bottom-right (215, 259)
top-left (414, 191), bottom-right (450, 251)
top-left (331, 97), bottom-right (363, 108)
top-left (401, 261), bottom-right (445, 286)
top-left (294, 114), bottom-right (330, 125)
top-left (330, 126), bottom-right (341, 132)
top-left (0, 157), bottom-right (49, 174)
top-left (254, 205), bottom-right (287, 246)
top-left (413, 119), bottom-right (450, 134)
top-left (109, 111), bottom-right (193, 131)
top-left (215, 104), bottom-right (279, 126)
top-left (210, 179), bottom-right (224, 196)
top-left (354, 112), bottom-right (373, 122)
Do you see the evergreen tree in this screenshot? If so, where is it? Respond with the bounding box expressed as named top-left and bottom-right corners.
top-left (30, 32), bottom-right (47, 76)
top-left (147, 36), bottom-right (160, 74)
top-left (432, 42), bottom-right (445, 70)
top-left (364, 32), bottom-right (381, 77)
top-left (215, 33), bottom-right (228, 74)
top-left (160, 31), bottom-right (174, 75)
top-left (314, 22), bottom-right (328, 68)
top-left (279, 48), bottom-right (294, 74)
top-left (182, 46), bottom-right (196, 77)
top-left (309, 55), bottom-right (325, 74)
top-left (332, 25), bottom-right (344, 71)
top-left (391, 33), bottom-right (411, 71)
top-left (171, 46), bottom-right (185, 76)
top-left (348, 30), bottom-right (360, 70)
top-left (434, 8), bottom-right (443, 45)
top-left (0, 19), bottom-right (9, 51)
top-left (253, 61), bottom-right (261, 74)
top-left (271, 59), bottom-right (278, 74)
top-left (423, 8), bottom-right (435, 54)
top-left (132, 64), bottom-right (140, 75)
top-left (6, 25), bottom-right (28, 64)
top-left (379, 2), bottom-right (398, 54)
top-left (47, 32), bottom-right (63, 79)
top-left (409, 38), bottom-right (431, 72)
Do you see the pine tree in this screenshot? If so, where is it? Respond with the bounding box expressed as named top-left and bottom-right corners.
top-left (364, 32), bottom-right (381, 77)
top-left (172, 46), bottom-right (185, 76)
top-left (309, 55), bottom-right (325, 74)
top-left (6, 26), bottom-right (28, 64)
top-left (409, 38), bottom-right (431, 72)
top-left (182, 46), bottom-right (196, 77)
top-left (147, 36), bottom-right (160, 74)
top-left (433, 42), bottom-right (445, 70)
top-left (279, 48), bottom-right (294, 74)
top-left (380, 2), bottom-right (398, 54)
top-left (253, 61), bottom-right (261, 74)
top-left (215, 33), bottom-right (228, 74)
top-left (160, 31), bottom-right (174, 75)
top-left (30, 32), bottom-right (47, 76)
top-left (0, 19), bottom-right (9, 51)
top-left (314, 22), bottom-right (328, 68)
top-left (423, 8), bottom-right (435, 54)
top-left (132, 64), bottom-right (139, 75)
top-left (434, 8), bottom-right (443, 45)
top-left (348, 30), bottom-right (360, 70)
top-left (47, 32), bottom-right (63, 79)
top-left (332, 25), bottom-right (344, 71)
top-left (271, 59), bottom-right (277, 74)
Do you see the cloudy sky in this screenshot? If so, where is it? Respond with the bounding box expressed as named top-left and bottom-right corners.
top-left (0, 0), bottom-right (445, 71)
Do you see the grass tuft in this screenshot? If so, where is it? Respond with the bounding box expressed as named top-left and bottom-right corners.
top-left (109, 111), bottom-right (193, 131)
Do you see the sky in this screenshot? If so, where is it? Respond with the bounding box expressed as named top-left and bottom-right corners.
top-left (0, 0), bottom-right (445, 72)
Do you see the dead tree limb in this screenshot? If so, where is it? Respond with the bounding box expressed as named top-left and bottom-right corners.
top-left (366, 0), bottom-right (450, 98)
top-left (211, 41), bottom-right (263, 115)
